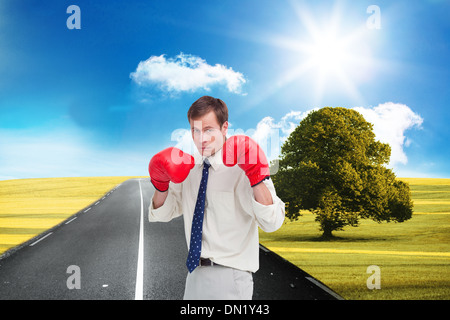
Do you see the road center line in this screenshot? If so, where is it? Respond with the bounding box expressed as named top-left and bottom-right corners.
top-left (65, 217), bottom-right (77, 224)
top-left (135, 179), bottom-right (145, 300)
top-left (29, 232), bottom-right (53, 247)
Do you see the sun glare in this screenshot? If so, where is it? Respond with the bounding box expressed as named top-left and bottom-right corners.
top-left (309, 31), bottom-right (349, 74)
top-left (263, 2), bottom-right (376, 106)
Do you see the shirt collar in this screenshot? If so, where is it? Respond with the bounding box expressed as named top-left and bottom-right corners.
top-left (193, 147), bottom-right (223, 171)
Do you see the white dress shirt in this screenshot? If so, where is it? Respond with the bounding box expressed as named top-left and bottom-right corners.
top-left (148, 147), bottom-right (285, 273)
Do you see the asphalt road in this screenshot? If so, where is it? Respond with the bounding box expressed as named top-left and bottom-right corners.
top-left (0, 178), bottom-right (342, 300)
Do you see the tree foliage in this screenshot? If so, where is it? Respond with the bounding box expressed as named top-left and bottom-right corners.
top-left (272, 107), bottom-right (413, 238)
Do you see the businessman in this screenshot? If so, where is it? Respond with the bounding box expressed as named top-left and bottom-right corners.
top-left (148, 96), bottom-right (285, 299)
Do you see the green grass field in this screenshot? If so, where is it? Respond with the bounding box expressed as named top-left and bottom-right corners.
top-left (0, 176), bottom-right (449, 299)
top-left (259, 178), bottom-right (450, 300)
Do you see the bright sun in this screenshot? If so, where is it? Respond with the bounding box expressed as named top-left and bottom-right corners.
top-left (265, 2), bottom-right (376, 105)
top-left (309, 32), bottom-right (349, 74)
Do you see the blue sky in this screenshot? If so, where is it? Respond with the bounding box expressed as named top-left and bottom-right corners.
top-left (1, 0), bottom-right (449, 180)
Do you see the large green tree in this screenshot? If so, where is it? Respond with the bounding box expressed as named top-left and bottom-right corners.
top-left (272, 107), bottom-right (413, 238)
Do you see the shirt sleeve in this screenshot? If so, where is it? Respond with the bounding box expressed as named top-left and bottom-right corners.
top-left (235, 175), bottom-right (285, 233)
top-left (148, 182), bottom-right (183, 222)
top-left (250, 178), bottom-right (285, 232)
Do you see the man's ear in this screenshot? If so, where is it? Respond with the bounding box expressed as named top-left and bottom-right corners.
top-left (221, 121), bottom-right (229, 136)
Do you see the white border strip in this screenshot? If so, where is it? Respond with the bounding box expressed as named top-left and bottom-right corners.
top-left (305, 276), bottom-right (344, 300)
top-left (135, 179), bottom-right (145, 300)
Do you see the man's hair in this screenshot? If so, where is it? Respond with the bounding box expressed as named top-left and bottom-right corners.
top-left (187, 96), bottom-right (228, 127)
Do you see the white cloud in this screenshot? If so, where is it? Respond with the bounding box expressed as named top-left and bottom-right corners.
top-left (130, 53), bottom-right (246, 94)
top-left (353, 102), bottom-right (423, 166)
top-left (252, 103), bottom-right (423, 169)
top-left (252, 110), bottom-right (313, 144)
top-left (169, 102), bottom-right (423, 173)
top-left (251, 110), bottom-right (314, 162)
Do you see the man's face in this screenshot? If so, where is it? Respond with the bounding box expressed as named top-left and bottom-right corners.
top-left (190, 110), bottom-right (228, 157)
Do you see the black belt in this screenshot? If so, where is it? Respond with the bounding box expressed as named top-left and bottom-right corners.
top-left (199, 258), bottom-right (217, 266)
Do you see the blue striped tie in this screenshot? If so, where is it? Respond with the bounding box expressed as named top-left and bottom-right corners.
top-left (186, 160), bottom-right (210, 273)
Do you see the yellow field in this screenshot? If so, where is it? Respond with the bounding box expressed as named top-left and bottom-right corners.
top-left (0, 176), bottom-right (140, 255)
top-left (401, 178), bottom-right (450, 215)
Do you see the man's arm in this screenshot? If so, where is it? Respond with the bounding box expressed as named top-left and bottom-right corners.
top-left (152, 189), bottom-right (169, 209)
top-left (149, 184), bottom-right (183, 222)
top-left (148, 147), bottom-right (193, 220)
top-left (222, 135), bottom-right (274, 205)
top-left (251, 178), bottom-right (285, 232)
top-left (222, 135), bottom-right (284, 232)
top-left (252, 181), bottom-right (273, 206)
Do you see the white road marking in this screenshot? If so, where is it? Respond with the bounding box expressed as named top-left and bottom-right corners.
top-left (65, 217), bottom-right (77, 225)
top-left (135, 179), bottom-right (145, 300)
top-left (305, 276), bottom-right (344, 300)
top-left (84, 207), bottom-right (91, 213)
top-left (29, 232), bottom-right (53, 247)
top-left (94, 201), bottom-right (100, 206)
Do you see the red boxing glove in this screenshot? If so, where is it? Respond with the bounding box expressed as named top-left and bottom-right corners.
top-left (149, 147), bottom-right (195, 192)
top-left (222, 135), bottom-right (270, 187)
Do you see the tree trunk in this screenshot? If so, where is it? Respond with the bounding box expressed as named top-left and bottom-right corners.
top-left (321, 226), bottom-right (333, 239)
